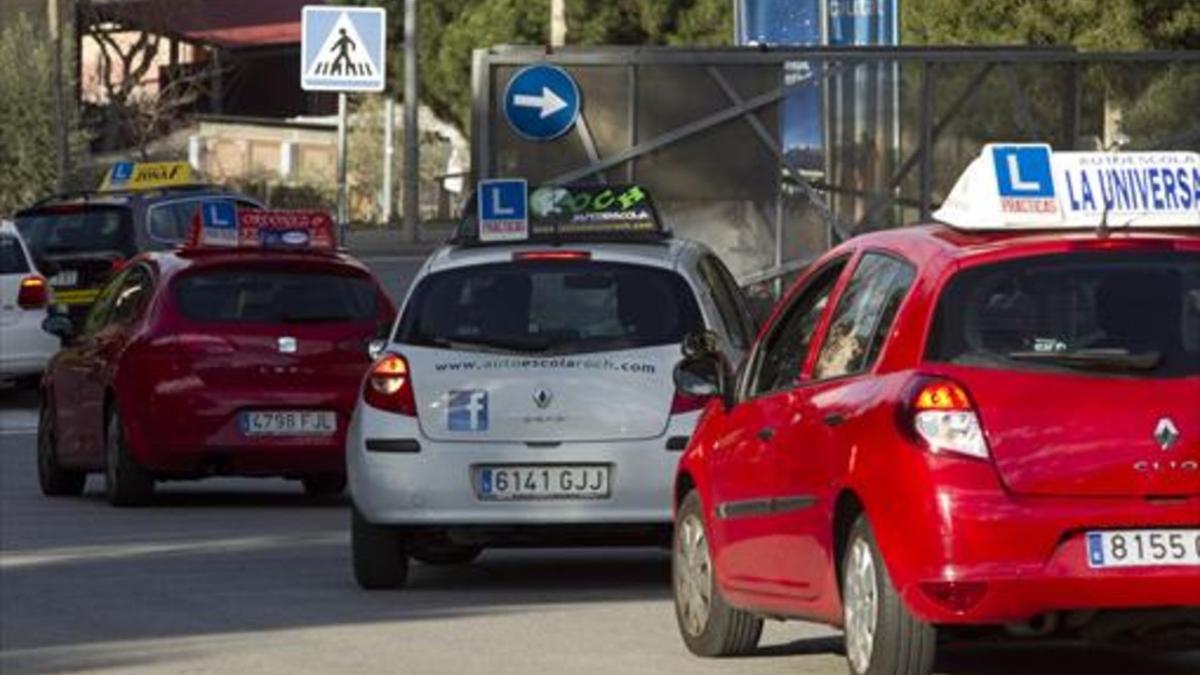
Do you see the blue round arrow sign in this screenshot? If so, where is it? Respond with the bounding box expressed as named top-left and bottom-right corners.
top-left (503, 65), bottom-right (581, 142)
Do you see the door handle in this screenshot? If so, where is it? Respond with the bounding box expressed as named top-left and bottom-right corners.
top-left (757, 427), bottom-right (776, 442)
top-left (823, 414), bottom-right (846, 427)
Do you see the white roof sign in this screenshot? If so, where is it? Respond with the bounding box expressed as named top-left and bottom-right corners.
top-left (934, 144), bottom-right (1200, 230)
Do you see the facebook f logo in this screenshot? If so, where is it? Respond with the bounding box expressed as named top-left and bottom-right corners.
top-left (992, 146), bottom-right (1054, 198)
top-left (448, 390), bottom-right (488, 431)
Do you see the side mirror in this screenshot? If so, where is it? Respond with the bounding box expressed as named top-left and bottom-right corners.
top-left (367, 338), bottom-right (387, 361)
top-left (674, 330), bottom-right (735, 410)
top-left (42, 312), bottom-right (76, 343)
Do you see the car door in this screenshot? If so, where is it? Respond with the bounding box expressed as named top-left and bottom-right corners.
top-left (52, 269), bottom-right (126, 465)
top-left (707, 257), bottom-right (848, 596)
top-left (768, 251), bottom-right (917, 597)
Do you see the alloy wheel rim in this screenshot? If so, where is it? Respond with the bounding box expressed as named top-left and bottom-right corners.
top-left (844, 538), bottom-right (879, 674)
top-left (674, 513), bottom-right (713, 637)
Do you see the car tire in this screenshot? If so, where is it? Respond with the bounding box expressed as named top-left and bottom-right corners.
top-left (37, 402), bottom-right (86, 496)
top-left (673, 490), bottom-right (763, 657)
top-left (352, 507), bottom-right (409, 589)
top-left (301, 474), bottom-right (346, 497)
top-left (104, 409), bottom-right (155, 507)
top-left (842, 515), bottom-right (936, 675)
top-left (411, 543), bottom-right (483, 566)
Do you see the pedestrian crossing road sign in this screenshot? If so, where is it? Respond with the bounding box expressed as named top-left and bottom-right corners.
top-left (301, 5), bottom-right (387, 92)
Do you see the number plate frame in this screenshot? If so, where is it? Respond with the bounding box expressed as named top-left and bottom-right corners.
top-left (1086, 529), bottom-right (1200, 568)
top-left (239, 410), bottom-right (338, 437)
top-left (475, 464), bottom-right (611, 501)
top-left (50, 270), bottom-right (78, 287)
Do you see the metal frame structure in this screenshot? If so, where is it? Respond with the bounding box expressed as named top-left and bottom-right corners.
top-left (472, 46), bottom-right (1200, 286)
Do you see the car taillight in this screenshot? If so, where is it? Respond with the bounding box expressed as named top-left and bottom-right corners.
top-left (904, 377), bottom-right (989, 460)
top-left (17, 276), bottom-right (49, 309)
top-left (363, 353), bottom-right (416, 415)
top-left (512, 250), bottom-right (590, 262)
top-left (111, 257), bottom-right (127, 273)
top-left (670, 390), bottom-right (712, 415)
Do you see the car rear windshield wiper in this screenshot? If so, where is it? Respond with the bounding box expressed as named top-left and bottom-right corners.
top-left (1006, 348), bottom-right (1162, 372)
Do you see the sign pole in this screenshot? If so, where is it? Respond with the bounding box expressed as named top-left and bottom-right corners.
top-left (382, 97), bottom-right (395, 225)
top-left (402, 0), bottom-right (419, 243)
top-left (337, 92), bottom-right (349, 242)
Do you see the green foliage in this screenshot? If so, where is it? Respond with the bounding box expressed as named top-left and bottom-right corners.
top-left (0, 13), bottom-right (87, 216)
top-left (902, 0), bottom-right (1200, 50)
top-left (354, 0), bottom-right (733, 131)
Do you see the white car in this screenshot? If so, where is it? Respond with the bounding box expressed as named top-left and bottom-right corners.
top-left (0, 220), bottom-right (58, 386)
top-left (347, 185), bottom-right (756, 588)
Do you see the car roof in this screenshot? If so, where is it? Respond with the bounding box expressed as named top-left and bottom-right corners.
top-left (421, 238), bottom-right (707, 277)
top-left (17, 186), bottom-right (258, 213)
top-left (139, 248), bottom-right (373, 279)
top-left (831, 223), bottom-right (1200, 269)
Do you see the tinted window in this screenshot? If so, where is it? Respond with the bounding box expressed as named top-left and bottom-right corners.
top-left (147, 199), bottom-right (260, 246)
top-left (15, 206), bottom-right (136, 258)
top-left (749, 259), bottom-right (846, 396)
top-left (0, 235), bottom-right (29, 274)
top-left (81, 269), bottom-right (128, 335)
top-left (397, 261), bottom-right (703, 355)
top-left (174, 269), bottom-right (377, 323)
top-left (698, 255), bottom-right (756, 350)
top-left (927, 251), bottom-right (1200, 378)
top-left (813, 253), bottom-right (915, 380)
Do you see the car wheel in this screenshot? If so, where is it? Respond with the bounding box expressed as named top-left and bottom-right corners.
top-left (37, 402), bottom-right (86, 496)
top-left (673, 490), bottom-right (763, 657)
top-left (104, 409), bottom-right (155, 507)
top-left (352, 507), bottom-right (409, 589)
top-left (301, 474), bottom-right (346, 497)
top-left (411, 543), bottom-right (483, 566)
top-left (842, 515), bottom-right (936, 675)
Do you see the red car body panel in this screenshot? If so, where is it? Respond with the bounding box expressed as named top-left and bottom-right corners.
top-left (44, 249), bottom-right (396, 479)
top-left (677, 225), bottom-right (1200, 627)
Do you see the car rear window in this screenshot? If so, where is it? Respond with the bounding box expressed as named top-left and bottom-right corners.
top-left (927, 251), bottom-right (1200, 378)
top-left (15, 206), bottom-right (136, 259)
top-left (397, 261), bottom-right (704, 354)
top-left (0, 235), bottom-right (30, 274)
top-left (174, 268), bottom-right (378, 323)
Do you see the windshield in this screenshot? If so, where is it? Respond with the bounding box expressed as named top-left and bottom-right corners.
top-left (397, 261), bottom-right (703, 355)
top-left (174, 268), bottom-right (378, 324)
top-left (927, 250), bottom-right (1200, 378)
top-left (15, 206), bottom-right (136, 259)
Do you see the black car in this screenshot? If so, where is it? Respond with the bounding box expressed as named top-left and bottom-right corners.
top-left (14, 185), bottom-right (262, 321)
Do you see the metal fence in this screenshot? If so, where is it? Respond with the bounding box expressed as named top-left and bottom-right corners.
top-left (471, 46), bottom-right (1200, 293)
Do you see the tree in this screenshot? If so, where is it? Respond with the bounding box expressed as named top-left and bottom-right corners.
top-left (901, 0), bottom-right (1199, 50)
top-left (0, 13), bottom-right (87, 215)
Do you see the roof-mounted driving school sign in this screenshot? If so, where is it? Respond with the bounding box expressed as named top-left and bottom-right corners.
top-left (503, 65), bottom-right (581, 141)
top-left (935, 144), bottom-right (1200, 230)
top-left (301, 5), bottom-right (387, 92)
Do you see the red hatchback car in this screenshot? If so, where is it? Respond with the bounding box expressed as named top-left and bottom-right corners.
top-left (36, 221), bottom-right (395, 506)
top-left (670, 147), bottom-right (1199, 675)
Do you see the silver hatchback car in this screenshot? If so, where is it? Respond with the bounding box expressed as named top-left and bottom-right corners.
top-left (347, 185), bottom-right (756, 588)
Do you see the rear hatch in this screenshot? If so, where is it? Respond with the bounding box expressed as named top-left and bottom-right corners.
top-left (926, 247), bottom-right (1200, 497)
top-left (165, 259), bottom-right (392, 400)
top-left (15, 204), bottom-right (135, 308)
top-left (396, 258), bottom-right (703, 442)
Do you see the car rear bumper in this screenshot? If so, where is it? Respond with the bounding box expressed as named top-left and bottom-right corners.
top-left (886, 485), bottom-right (1200, 624)
top-left (348, 403), bottom-right (697, 529)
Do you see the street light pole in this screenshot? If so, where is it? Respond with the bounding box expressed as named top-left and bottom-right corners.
top-left (48, 0), bottom-right (70, 190)
top-left (402, 0), bottom-right (419, 242)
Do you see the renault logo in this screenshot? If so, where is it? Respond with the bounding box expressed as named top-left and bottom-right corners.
top-left (1154, 418), bottom-right (1180, 451)
top-left (277, 336), bottom-right (297, 354)
top-left (533, 388), bottom-right (553, 409)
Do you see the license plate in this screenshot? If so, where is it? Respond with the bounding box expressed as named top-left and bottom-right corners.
top-left (51, 270), bottom-right (78, 287)
top-left (1086, 529), bottom-right (1200, 568)
top-left (239, 410), bottom-right (337, 436)
top-left (477, 465), bottom-right (610, 501)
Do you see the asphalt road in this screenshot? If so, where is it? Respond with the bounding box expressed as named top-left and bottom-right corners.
top-left (2, 254), bottom-right (1197, 674)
